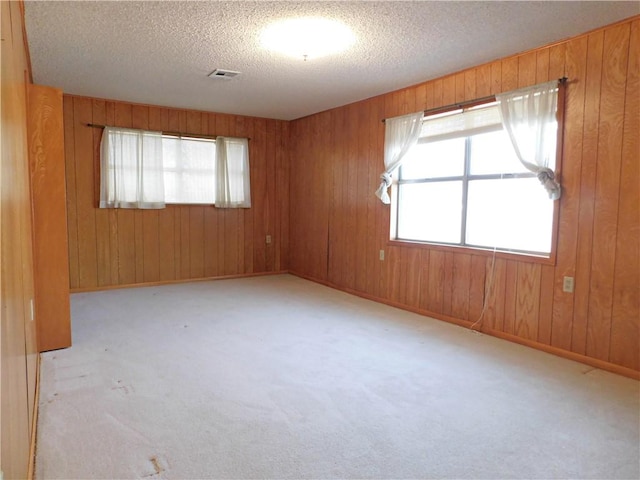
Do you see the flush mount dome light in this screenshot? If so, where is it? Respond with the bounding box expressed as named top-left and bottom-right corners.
top-left (260, 17), bottom-right (355, 60)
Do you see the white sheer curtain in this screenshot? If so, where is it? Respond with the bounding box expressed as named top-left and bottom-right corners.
top-left (497, 80), bottom-right (562, 200)
top-left (215, 136), bottom-right (251, 208)
top-left (375, 111), bottom-right (423, 204)
top-left (100, 127), bottom-right (165, 209)
top-left (162, 136), bottom-right (216, 204)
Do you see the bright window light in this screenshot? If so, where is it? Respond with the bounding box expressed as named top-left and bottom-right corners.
top-left (260, 17), bottom-right (355, 60)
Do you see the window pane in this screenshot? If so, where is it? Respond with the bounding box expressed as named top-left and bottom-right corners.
top-left (162, 136), bottom-right (215, 204)
top-left (466, 177), bottom-right (553, 253)
top-left (400, 138), bottom-right (465, 180)
top-left (469, 130), bottom-right (528, 175)
top-left (397, 181), bottom-right (462, 244)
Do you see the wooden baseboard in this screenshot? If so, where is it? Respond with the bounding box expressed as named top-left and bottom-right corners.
top-left (70, 270), bottom-right (289, 294)
top-left (27, 354), bottom-right (41, 480)
top-left (289, 271), bottom-right (640, 381)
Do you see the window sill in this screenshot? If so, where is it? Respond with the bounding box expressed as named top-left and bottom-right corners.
top-left (387, 239), bottom-right (557, 266)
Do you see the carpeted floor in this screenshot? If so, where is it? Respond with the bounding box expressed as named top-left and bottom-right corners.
top-left (35, 274), bottom-right (639, 479)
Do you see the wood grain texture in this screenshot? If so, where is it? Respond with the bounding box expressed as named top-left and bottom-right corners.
top-left (64, 96), bottom-right (289, 290)
top-left (609, 19), bottom-right (640, 370)
top-left (288, 17), bottom-right (640, 374)
top-left (1, 2), bottom-right (39, 477)
top-left (586, 23), bottom-right (630, 361)
top-left (27, 84), bottom-right (72, 352)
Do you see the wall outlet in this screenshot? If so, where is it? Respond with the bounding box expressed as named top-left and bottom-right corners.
top-left (266, 235), bottom-right (272, 244)
top-left (563, 276), bottom-right (575, 293)
top-left (379, 249), bottom-right (385, 261)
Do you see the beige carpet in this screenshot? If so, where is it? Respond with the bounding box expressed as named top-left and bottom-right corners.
top-left (35, 274), bottom-right (639, 479)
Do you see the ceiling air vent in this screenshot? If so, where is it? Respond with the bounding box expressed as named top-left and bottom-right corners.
top-left (208, 69), bottom-right (241, 80)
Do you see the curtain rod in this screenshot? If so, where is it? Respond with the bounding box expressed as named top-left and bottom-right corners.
top-left (86, 123), bottom-right (251, 141)
top-left (381, 77), bottom-right (568, 123)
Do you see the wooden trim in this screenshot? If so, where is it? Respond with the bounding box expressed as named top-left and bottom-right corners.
top-left (388, 240), bottom-right (556, 266)
top-left (27, 354), bottom-right (41, 480)
top-left (289, 270), bottom-right (640, 380)
top-left (86, 123), bottom-right (251, 141)
top-left (69, 270), bottom-right (288, 293)
top-left (381, 94), bottom-right (497, 122)
top-left (18, 0), bottom-right (34, 84)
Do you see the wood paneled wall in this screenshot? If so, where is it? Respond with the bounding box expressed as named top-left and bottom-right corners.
top-left (0, 1), bottom-right (39, 478)
top-left (289, 17), bottom-right (639, 375)
top-left (28, 84), bottom-right (71, 352)
top-left (64, 96), bottom-right (289, 290)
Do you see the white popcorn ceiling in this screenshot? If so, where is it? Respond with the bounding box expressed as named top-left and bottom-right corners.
top-left (25, 1), bottom-right (639, 121)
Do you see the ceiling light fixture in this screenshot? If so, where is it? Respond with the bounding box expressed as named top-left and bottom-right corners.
top-left (260, 17), bottom-right (355, 61)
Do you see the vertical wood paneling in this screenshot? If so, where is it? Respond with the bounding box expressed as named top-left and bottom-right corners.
top-left (551, 35), bottom-right (586, 350)
top-left (28, 84), bottom-right (71, 352)
top-left (92, 99), bottom-right (112, 287)
top-left (451, 254), bottom-right (471, 320)
top-left (65, 96), bottom-right (288, 290)
top-left (537, 265), bottom-right (555, 345)
top-left (536, 49), bottom-right (551, 83)
top-left (1, 2), bottom-right (39, 476)
top-left (572, 31), bottom-right (604, 354)
top-left (355, 103), bottom-right (369, 293)
top-left (291, 16), bottom-right (638, 376)
top-left (503, 261), bottom-right (518, 335)
top-left (58, 16), bottom-right (640, 376)
top-left (63, 95), bottom-right (80, 288)
top-left (74, 97), bottom-right (98, 288)
top-left (609, 19), bottom-right (639, 371)
top-left (501, 57), bottom-right (518, 91)
top-left (518, 52), bottom-right (537, 87)
top-left (426, 251), bottom-right (445, 313)
top-left (586, 23), bottom-right (630, 361)
top-left (468, 256), bottom-right (487, 322)
top-left (288, 16), bottom-right (639, 375)
top-left (485, 258), bottom-right (506, 331)
top-left (515, 263), bottom-right (541, 340)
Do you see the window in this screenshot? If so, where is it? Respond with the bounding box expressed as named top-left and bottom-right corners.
top-left (162, 135), bottom-right (216, 204)
top-left (393, 102), bottom-right (557, 256)
top-left (100, 127), bottom-right (251, 209)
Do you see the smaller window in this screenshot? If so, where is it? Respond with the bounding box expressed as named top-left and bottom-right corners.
top-left (100, 127), bottom-right (251, 209)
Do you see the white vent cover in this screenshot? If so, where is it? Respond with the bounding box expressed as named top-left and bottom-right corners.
top-left (208, 69), bottom-right (241, 79)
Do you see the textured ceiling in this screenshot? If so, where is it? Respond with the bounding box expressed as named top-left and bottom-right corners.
top-left (25, 1), bottom-right (639, 121)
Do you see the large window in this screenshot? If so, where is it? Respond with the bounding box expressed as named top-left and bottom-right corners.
top-left (393, 102), bottom-right (557, 256)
